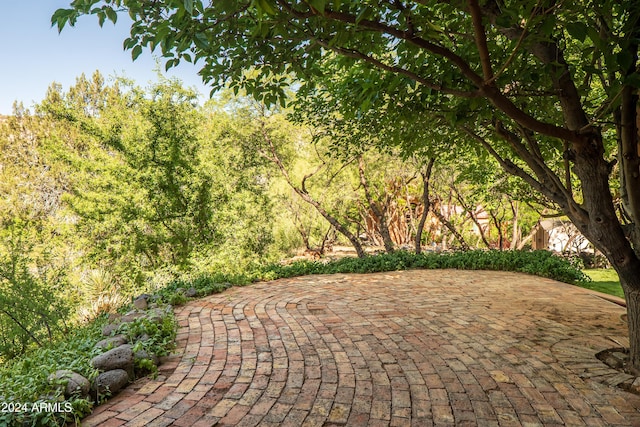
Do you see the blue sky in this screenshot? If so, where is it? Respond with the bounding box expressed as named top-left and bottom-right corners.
top-left (0, 1), bottom-right (209, 115)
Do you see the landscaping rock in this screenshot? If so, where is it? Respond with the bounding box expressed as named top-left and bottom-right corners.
top-left (121, 311), bottom-right (145, 323)
top-left (597, 348), bottom-right (628, 370)
top-left (133, 294), bottom-right (150, 310)
top-left (94, 369), bottom-right (129, 396)
top-left (185, 287), bottom-right (197, 297)
top-left (147, 307), bottom-right (168, 324)
top-left (629, 377), bottom-right (640, 393)
top-left (49, 370), bottom-right (90, 398)
top-left (95, 335), bottom-right (128, 350)
top-left (91, 344), bottom-right (134, 372)
top-left (102, 323), bottom-right (119, 337)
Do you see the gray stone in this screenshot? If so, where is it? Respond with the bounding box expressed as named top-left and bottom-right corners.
top-left (91, 344), bottom-right (134, 372)
top-left (121, 311), bottom-right (145, 323)
top-left (94, 369), bottom-right (129, 395)
top-left (95, 335), bottom-right (128, 350)
top-left (133, 294), bottom-right (150, 310)
top-left (185, 287), bottom-right (197, 298)
top-left (602, 351), bottom-right (627, 370)
top-left (147, 307), bottom-right (168, 324)
top-left (49, 370), bottom-right (90, 398)
top-left (102, 323), bottom-right (120, 337)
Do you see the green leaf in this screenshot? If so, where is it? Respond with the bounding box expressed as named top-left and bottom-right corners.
top-left (308, 0), bottom-right (326, 14)
top-left (123, 38), bottom-right (135, 50)
top-left (105, 7), bottom-right (117, 24)
top-left (355, 6), bottom-right (371, 24)
top-left (194, 32), bottom-right (209, 49)
top-left (51, 8), bottom-right (75, 31)
top-left (132, 45), bottom-right (143, 60)
top-left (617, 50), bottom-right (633, 72)
top-left (565, 22), bottom-right (588, 43)
top-left (184, 0), bottom-right (193, 14)
top-left (586, 26), bottom-right (604, 49)
top-left (539, 15), bottom-right (556, 36)
top-left (97, 11), bottom-right (106, 27)
top-left (255, 0), bottom-right (276, 15)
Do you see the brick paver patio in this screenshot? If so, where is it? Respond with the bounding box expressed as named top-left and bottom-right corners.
top-left (84, 270), bottom-right (640, 426)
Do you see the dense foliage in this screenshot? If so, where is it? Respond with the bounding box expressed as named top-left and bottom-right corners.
top-left (0, 308), bottom-right (176, 427)
top-left (261, 249), bottom-right (590, 285)
top-left (0, 74), bottom-right (284, 360)
top-left (51, 0), bottom-right (640, 369)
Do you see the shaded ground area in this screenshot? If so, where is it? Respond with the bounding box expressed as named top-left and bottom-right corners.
top-left (84, 270), bottom-right (640, 426)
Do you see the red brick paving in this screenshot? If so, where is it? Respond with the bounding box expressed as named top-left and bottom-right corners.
top-left (82, 270), bottom-right (640, 426)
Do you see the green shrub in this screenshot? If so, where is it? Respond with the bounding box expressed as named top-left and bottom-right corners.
top-left (117, 313), bottom-right (177, 358)
top-left (0, 228), bottom-right (72, 360)
top-left (259, 250), bottom-right (590, 285)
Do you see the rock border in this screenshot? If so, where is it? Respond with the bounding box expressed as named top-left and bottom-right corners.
top-left (48, 296), bottom-right (173, 403)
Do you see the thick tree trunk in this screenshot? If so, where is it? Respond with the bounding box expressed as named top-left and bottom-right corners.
top-left (570, 131), bottom-right (640, 372)
top-left (618, 270), bottom-right (640, 375)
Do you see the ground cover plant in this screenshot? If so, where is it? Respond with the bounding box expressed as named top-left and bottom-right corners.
top-left (260, 250), bottom-right (590, 285)
top-left (0, 305), bottom-right (176, 427)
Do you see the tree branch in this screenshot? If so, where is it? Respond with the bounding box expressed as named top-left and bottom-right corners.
top-left (313, 39), bottom-right (480, 98)
top-left (468, 0), bottom-right (494, 82)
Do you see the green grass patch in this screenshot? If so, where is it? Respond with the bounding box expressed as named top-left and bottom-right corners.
top-left (582, 269), bottom-right (624, 298)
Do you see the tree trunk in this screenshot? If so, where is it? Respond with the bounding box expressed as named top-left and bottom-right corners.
top-left (415, 158), bottom-right (435, 253)
top-left (570, 131), bottom-right (640, 372)
top-left (618, 270), bottom-right (640, 375)
top-left (452, 184), bottom-right (491, 248)
top-left (432, 206), bottom-right (470, 251)
top-left (358, 157), bottom-right (394, 253)
top-left (510, 201), bottom-right (520, 250)
top-left (293, 185), bottom-right (366, 258)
